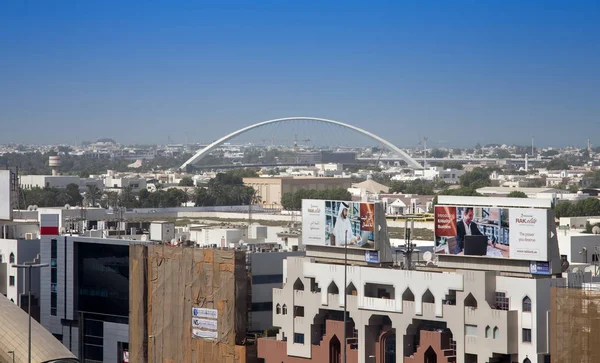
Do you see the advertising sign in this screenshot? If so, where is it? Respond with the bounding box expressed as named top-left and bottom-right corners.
top-left (365, 251), bottom-right (379, 263)
top-left (192, 307), bottom-right (218, 319)
top-left (192, 318), bottom-right (218, 330)
top-left (434, 205), bottom-right (548, 261)
top-left (530, 261), bottom-right (551, 275)
top-left (302, 199), bottom-right (377, 249)
top-left (191, 307), bottom-right (218, 340)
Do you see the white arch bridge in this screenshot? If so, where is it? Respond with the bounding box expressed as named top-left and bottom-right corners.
top-left (180, 117), bottom-right (422, 169)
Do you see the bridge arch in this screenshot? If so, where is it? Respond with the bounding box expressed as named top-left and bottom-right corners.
top-left (180, 117), bottom-right (422, 169)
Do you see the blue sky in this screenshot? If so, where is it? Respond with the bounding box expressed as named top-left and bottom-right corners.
top-left (0, 0), bottom-right (598, 147)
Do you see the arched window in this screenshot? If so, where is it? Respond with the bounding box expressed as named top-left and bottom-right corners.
top-left (422, 289), bottom-right (435, 304)
top-left (293, 278), bottom-right (304, 291)
top-left (402, 288), bottom-right (415, 302)
top-left (282, 304), bottom-right (287, 315)
top-left (485, 326), bottom-right (491, 338)
top-left (464, 293), bottom-right (478, 308)
top-left (522, 296), bottom-right (532, 312)
top-left (327, 281), bottom-right (339, 295)
top-left (276, 304), bottom-right (281, 315)
top-left (493, 327), bottom-right (499, 339)
top-left (346, 282), bottom-right (357, 296)
top-left (9, 252), bottom-right (14, 264)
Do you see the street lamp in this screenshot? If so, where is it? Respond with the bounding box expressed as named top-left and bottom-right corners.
top-left (12, 261), bottom-right (49, 363)
top-left (7, 350), bottom-right (15, 363)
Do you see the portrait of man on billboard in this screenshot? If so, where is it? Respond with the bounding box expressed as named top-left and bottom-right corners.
top-left (455, 207), bottom-right (484, 254)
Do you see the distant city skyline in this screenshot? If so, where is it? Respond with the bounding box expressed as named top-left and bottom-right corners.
top-left (1, 1), bottom-right (599, 147)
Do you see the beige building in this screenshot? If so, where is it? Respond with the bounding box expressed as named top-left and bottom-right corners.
top-left (243, 176), bottom-right (352, 208)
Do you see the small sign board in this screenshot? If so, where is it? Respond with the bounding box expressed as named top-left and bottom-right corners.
top-left (365, 250), bottom-right (379, 263)
top-left (530, 261), bottom-right (551, 275)
top-left (191, 307), bottom-right (218, 340)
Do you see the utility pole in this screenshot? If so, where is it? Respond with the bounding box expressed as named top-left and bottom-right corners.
top-left (531, 136), bottom-right (535, 156)
top-left (12, 261), bottom-right (49, 363)
top-left (404, 217), bottom-right (414, 270)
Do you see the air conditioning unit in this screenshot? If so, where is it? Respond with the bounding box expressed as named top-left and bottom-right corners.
top-left (25, 233), bottom-right (33, 240)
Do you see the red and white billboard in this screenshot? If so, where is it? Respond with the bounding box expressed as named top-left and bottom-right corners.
top-left (434, 205), bottom-right (548, 261)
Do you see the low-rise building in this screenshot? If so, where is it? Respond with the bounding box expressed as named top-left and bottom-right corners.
top-left (243, 176), bottom-right (353, 208)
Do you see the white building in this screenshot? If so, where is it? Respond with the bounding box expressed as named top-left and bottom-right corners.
top-left (391, 167), bottom-right (465, 184)
top-left (0, 238), bottom-right (41, 307)
top-left (258, 196), bottom-right (561, 363)
top-left (20, 175), bottom-right (81, 190)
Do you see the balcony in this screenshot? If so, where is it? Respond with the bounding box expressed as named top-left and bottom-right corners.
top-left (362, 296), bottom-right (396, 312)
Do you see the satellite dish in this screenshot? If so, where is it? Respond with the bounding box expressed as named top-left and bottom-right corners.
top-left (593, 226), bottom-right (600, 235)
top-left (27, 205), bottom-right (34, 211)
top-left (140, 234), bottom-right (148, 241)
top-left (573, 267), bottom-right (582, 274)
top-left (561, 259), bottom-right (570, 272)
top-left (64, 204), bottom-right (71, 209)
top-left (33, 205), bottom-right (38, 210)
top-left (423, 251), bottom-right (433, 263)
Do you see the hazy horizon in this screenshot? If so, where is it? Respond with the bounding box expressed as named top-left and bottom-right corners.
top-left (1, 1), bottom-right (599, 148)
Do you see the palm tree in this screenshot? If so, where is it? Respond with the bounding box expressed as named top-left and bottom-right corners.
top-left (85, 185), bottom-right (103, 207)
top-left (101, 191), bottom-right (119, 209)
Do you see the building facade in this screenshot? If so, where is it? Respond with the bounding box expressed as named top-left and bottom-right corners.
top-left (243, 176), bottom-right (353, 208)
top-left (248, 251), bottom-right (305, 332)
top-left (258, 256), bottom-right (555, 363)
top-left (40, 235), bottom-right (141, 363)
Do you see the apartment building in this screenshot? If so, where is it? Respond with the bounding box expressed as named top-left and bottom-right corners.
top-left (258, 196), bottom-right (561, 363)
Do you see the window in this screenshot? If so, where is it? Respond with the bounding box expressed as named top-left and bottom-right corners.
top-left (276, 304), bottom-right (281, 314)
top-left (522, 328), bottom-right (532, 343)
top-left (465, 324), bottom-right (477, 336)
top-left (282, 304), bottom-right (287, 315)
top-left (250, 302), bottom-right (273, 312)
top-left (522, 296), bottom-right (532, 312)
top-left (402, 288), bottom-right (415, 301)
top-left (464, 293), bottom-right (478, 308)
top-left (485, 326), bottom-right (491, 338)
top-left (51, 239), bottom-right (58, 316)
top-left (294, 306), bottom-right (305, 317)
top-left (327, 282), bottom-right (339, 295)
top-left (252, 274), bottom-right (283, 284)
top-left (422, 289), bottom-right (435, 303)
top-left (495, 291), bottom-right (509, 310)
top-left (293, 278), bottom-right (304, 291)
top-left (293, 333), bottom-right (305, 344)
top-left (9, 276), bottom-right (14, 286)
top-left (9, 252), bottom-right (14, 264)
top-left (493, 327), bottom-right (499, 339)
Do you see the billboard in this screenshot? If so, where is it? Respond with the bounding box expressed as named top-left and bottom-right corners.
top-left (434, 205), bottom-right (548, 261)
top-left (302, 199), bottom-right (377, 249)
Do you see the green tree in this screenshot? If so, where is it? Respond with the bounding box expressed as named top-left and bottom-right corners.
top-left (101, 191), bottom-right (119, 209)
top-left (65, 183), bottom-right (83, 206)
top-left (546, 158), bottom-right (569, 170)
top-left (492, 149), bottom-right (512, 159)
top-left (429, 149), bottom-right (448, 158)
top-left (507, 191), bottom-right (528, 198)
top-left (179, 176), bottom-right (194, 186)
top-left (85, 185), bottom-right (103, 207)
top-left (459, 168), bottom-right (491, 189)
